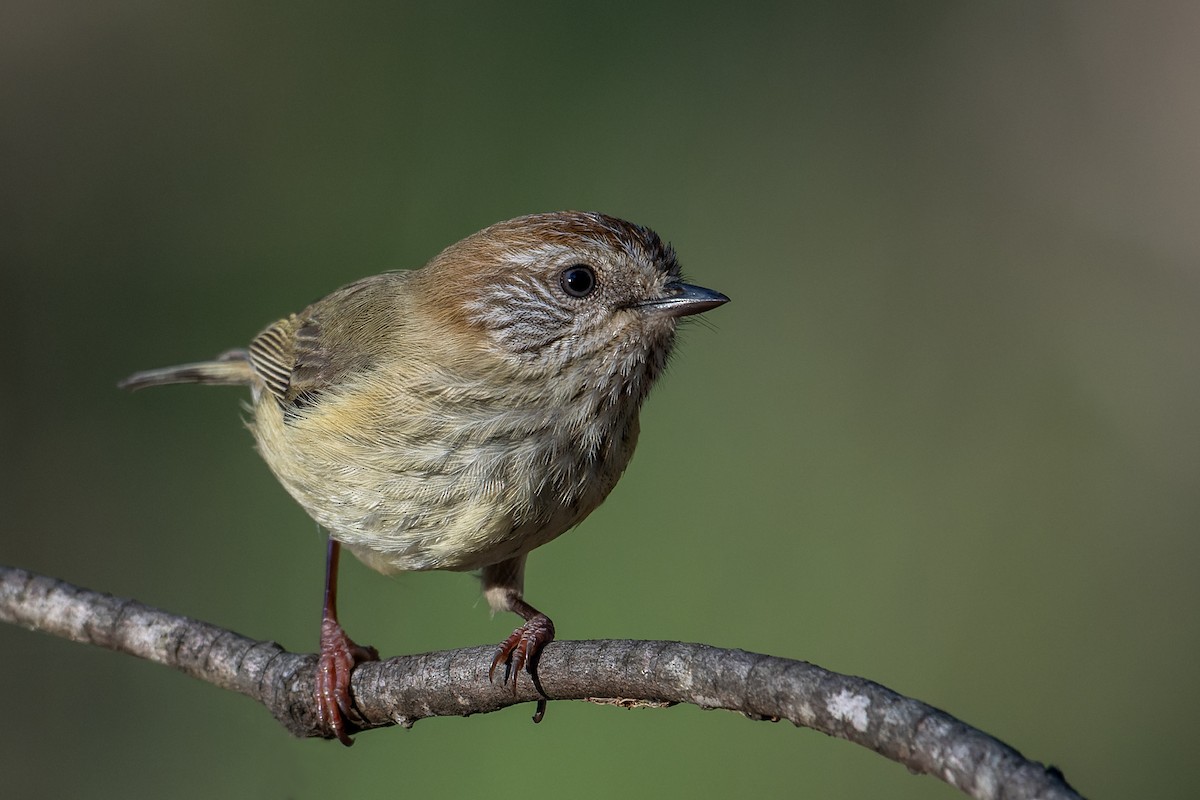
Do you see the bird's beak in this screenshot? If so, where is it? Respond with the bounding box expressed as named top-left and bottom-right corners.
top-left (639, 282), bottom-right (730, 318)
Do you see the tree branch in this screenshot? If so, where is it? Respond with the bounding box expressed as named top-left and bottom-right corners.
top-left (1, 565), bottom-right (1080, 800)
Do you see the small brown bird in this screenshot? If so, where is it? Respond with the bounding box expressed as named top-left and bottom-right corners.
top-left (120, 211), bottom-right (727, 744)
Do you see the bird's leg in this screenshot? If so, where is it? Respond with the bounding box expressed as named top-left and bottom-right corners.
top-left (316, 537), bottom-right (379, 746)
top-left (483, 556), bottom-right (554, 722)
top-left (490, 597), bottom-right (555, 689)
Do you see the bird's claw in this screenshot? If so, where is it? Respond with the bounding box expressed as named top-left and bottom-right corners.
top-left (489, 612), bottom-right (555, 692)
top-left (316, 617), bottom-right (379, 746)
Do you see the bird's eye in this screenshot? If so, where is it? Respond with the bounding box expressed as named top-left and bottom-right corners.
top-left (560, 265), bottom-right (597, 298)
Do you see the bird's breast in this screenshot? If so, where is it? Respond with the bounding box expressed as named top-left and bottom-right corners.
top-left (249, 369), bottom-right (641, 574)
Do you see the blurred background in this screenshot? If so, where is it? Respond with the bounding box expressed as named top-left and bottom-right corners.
top-left (2, 2), bottom-right (1197, 798)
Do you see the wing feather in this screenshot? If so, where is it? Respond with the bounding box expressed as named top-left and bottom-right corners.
top-left (246, 274), bottom-right (406, 410)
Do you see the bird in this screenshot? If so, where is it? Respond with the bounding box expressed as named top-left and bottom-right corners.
top-left (119, 211), bottom-right (728, 744)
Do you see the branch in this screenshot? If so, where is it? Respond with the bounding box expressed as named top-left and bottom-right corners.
top-left (1, 565), bottom-right (1080, 800)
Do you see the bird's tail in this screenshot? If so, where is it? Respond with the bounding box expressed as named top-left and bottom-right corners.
top-left (118, 349), bottom-right (255, 391)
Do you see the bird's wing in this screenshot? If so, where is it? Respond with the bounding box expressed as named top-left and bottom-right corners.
top-left (247, 274), bottom-right (402, 409)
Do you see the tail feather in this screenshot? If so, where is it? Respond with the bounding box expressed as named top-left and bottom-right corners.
top-left (118, 349), bottom-right (255, 391)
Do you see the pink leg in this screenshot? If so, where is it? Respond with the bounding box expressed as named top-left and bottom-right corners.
top-left (484, 557), bottom-right (554, 722)
top-left (315, 538), bottom-right (378, 746)
top-left (488, 597), bottom-right (556, 689)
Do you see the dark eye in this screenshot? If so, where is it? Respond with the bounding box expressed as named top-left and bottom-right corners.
top-left (560, 264), bottom-right (597, 298)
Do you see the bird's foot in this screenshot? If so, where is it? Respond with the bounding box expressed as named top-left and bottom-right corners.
top-left (489, 612), bottom-right (555, 693)
top-left (316, 617), bottom-right (379, 746)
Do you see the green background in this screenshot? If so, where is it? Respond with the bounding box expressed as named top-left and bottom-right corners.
top-left (3, 3), bottom-right (1196, 798)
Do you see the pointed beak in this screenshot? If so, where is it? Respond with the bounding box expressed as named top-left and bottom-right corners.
top-left (639, 282), bottom-right (730, 318)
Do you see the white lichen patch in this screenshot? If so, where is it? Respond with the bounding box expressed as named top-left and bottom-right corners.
top-left (826, 689), bottom-right (871, 732)
top-left (975, 769), bottom-right (999, 800)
